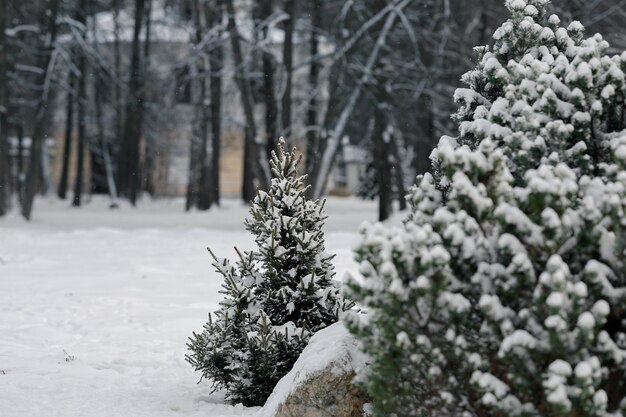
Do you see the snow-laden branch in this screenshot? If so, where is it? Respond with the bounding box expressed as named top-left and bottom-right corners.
top-left (5, 24), bottom-right (40, 37)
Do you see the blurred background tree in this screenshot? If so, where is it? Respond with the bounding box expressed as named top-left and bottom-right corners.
top-left (0, 0), bottom-right (622, 220)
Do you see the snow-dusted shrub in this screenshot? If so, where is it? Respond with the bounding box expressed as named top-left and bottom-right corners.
top-left (187, 139), bottom-right (350, 407)
top-left (346, 1), bottom-right (626, 416)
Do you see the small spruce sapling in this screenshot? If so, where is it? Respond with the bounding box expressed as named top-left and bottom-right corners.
top-left (187, 138), bottom-right (350, 406)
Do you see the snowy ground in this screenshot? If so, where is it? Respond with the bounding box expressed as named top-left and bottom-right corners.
top-left (0, 196), bottom-right (378, 417)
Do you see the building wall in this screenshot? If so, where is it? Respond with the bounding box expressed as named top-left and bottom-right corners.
top-left (49, 133), bottom-right (91, 195)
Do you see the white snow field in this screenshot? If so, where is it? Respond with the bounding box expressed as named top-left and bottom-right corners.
top-left (0, 196), bottom-right (377, 417)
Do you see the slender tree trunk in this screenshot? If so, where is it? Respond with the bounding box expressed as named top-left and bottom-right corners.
top-left (224, 0), bottom-right (270, 199)
top-left (305, 0), bottom-right (321, 177)
top-left (21, 0), bottom-right (60, 220)
top-left (185, 115), bottom-right (199, 209)
top-left (94, 15), bottom-right (118, 206)
top-left (96, 74), bottom-right (118, 207)
top-left (415, 109), bottom-right (434, 175)
top-left (92, 13), bottom-right (118, 208)
top-left (72, 0), bottom-right (88, 207)
top-left (185, 60), bottom-right (201, 211)
top-left (40, 140), bottom-right (52, 195)
top-left (389, 130), bottom-right (407, 210)
top-left (242, 129), bottom-right (256, 201)
top-left (306, 64), bottom-right (341, 199)
top-left (118, 0), bottom-right (145, 205)
top-left (374, 0), bottom-right (400, 218)
top-left (142, 0), bottom-right (155, 195)
top-left (196, 4), bottom-right (212, 211)
top-left (187, 0), bottom-right (212, 211)
top-left (16, 124), bottom-right (23, 199)
top-left (58, 74), bottom-right (74, 199)
top-left (208, 0), bottom-right (222, 205)
top-left (374, 112), bottom-right (392, 221)
top-left (113, 0), bottom-right (122, 146)
top-left (0, 0), bottom-right (8, 216)
top-left (261, 0), bottom-right (277, 159)
top-left (196, 105), bottom-right (212, 210)
top-left (281, 0), bottom-right (294, 137)
top-left (143, 0), bottom-right (152, 67)
top-left (71, 109), bottom-right (85, 207)
top-left (0, 131), bottom-right (7, 215)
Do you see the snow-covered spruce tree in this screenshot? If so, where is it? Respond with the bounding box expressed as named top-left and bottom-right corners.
top-left (346, 1), bottom-right (626, 416)
top-left (187, 139), bottom-right (349, 406)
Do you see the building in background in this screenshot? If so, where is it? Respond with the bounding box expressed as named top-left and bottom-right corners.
top-left (47, 0), bottom-right (364, 199)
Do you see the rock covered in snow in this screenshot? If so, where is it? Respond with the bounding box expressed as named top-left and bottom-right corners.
top-left (258, 322), bottom-right (370, 417)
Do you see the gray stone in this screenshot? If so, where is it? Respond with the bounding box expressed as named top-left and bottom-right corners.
top-left (259, 322), bottom-right (370, 417)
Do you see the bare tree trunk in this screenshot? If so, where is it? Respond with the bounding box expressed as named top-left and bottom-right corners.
top-left (374, 0), bottom-right (402, 217)
top-left (195, 9), bottom-right (212, 211)
top-left (305, 0), bottom-right (321, 177)
top-left (113, 0), bottom-right (122, 146)
top-left (21, 0), bottom-right (60, 220)
top-left (71, 108), bottom-right (85, 206)
top-left (260, 0), bottom-right (277, 159)
top-left (0, 0), bottom-right (8, 216)
top-left (142, 0), bottom-right (155, 196)
top-left (72, 0), bottom-right (88, 207)
top-left (208, 0), bottom-right (222, 205)
top-left (186, 0), bottom-right (212, 211)
top-left (16, 124), bottom-right (23, 199)
top-left (414, 110), bottom-right (434, 175)
top-left (58, 74), bottom-right (74, 199)
top-left (374, 111), bottom-right (392, 221)
top-left (306, 64), bottom-right (342, 199)
top-left (0, 133), bottom-right (7, 216)
top-left (143, 0), bottom-right (152, 70)
top-left (241, 129), bottom-right (256, 201)
top-left (185, 59), bottom-right (201, 211)
top-left (184, 129), bottom-right (200, 210)
top-left (224, 0), bottom-right (270, 200)
top-left (281, 0), bottom-right (294, 137)
top-left (390, 133), bottom-right (407, 210)
top-left (92, 12), bottom-right (118, 208)
top-left (196, 106), bottom-right (212, 209)
top-left (92, 12), bottom-right (119, 208)
top-left (118, 0), bottom-right (145, 205)
top-left (96, 74), bottom-right (118, 207)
